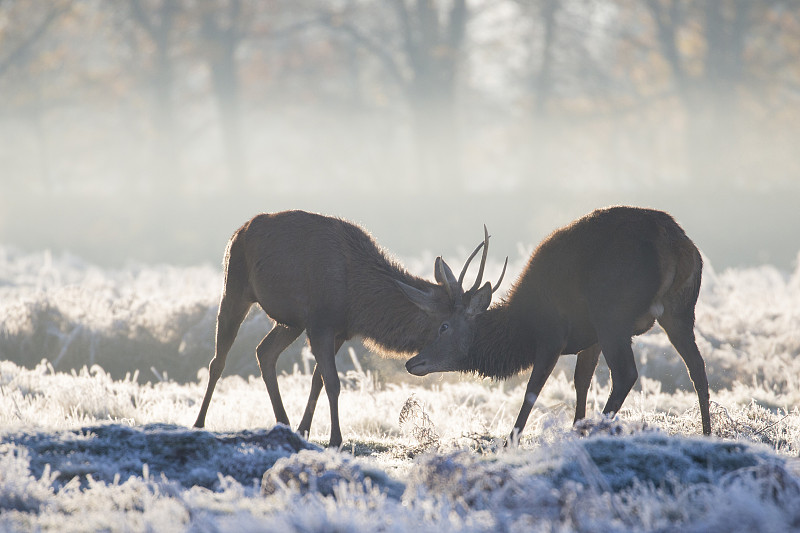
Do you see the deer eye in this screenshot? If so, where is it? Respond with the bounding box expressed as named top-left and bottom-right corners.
top-left (439, 323), bottom-right (449, 334)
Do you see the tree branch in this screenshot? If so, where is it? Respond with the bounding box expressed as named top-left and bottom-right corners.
top-left (446, 0), bottom-right (467, 51)
top-left (388, 0), bottom-right (419, 73)
top-left (129, 0), bottom-right (156, 39)
top-left (0, 2), bottom-right (71, 78)
top-left (644, 0), bottom-right (687, 90)
top-left (334, 20), bottom-right (408, 91)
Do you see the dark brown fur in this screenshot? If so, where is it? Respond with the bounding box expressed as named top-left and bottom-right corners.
top-left (406, 206), bottom-right (711, 440)
top-left (194, 211), bottom-right (462, 447)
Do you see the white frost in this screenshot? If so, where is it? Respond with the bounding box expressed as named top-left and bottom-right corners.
top-left (0, 246), bottom-right (799, 531)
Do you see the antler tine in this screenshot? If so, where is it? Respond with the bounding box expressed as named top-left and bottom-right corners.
top-left (457, 240), bottom-right (485, 287)
top-left (492, 256), bottom-right (508, 294)
top-left (468, 225), bottom-right (490, 293)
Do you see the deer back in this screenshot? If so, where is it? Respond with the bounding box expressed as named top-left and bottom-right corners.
top-left (406, 206), bottom-right (702, 377)
top-left (235, 210), bottom-right (477, 355)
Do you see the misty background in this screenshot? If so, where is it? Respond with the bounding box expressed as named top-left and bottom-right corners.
top-left (1, 0), bottom-right (799, 270)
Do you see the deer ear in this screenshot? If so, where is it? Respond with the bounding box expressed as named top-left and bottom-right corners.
top-left (434, 257), bottom-right (457, 285)
top-left (395, 280), bottom-right (437, 313)
top-left (466, 282), bottom-right (492, 317)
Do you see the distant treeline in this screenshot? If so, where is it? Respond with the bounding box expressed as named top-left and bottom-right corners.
top-left (1, 1), bottom-right (799, 195)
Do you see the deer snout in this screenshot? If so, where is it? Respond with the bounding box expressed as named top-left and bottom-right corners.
top-left (405, 355), bottom-right (431, 376)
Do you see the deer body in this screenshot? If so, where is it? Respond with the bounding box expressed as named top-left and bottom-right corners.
top-left (406, 206), bottom-right (711, 439)
top-left (194, 210), bottom-right (485, 447)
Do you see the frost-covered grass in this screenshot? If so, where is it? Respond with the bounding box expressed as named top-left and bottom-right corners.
top-left (1, 361), bottom-right (800, 532)
top-left (1, 246), bottom-right (800, 531)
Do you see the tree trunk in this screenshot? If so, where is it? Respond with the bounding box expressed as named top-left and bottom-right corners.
top-left (153, 41), bottom-right (180, 191)
top-left (393, 0), bottom-right (467, 192)
top-left (646, 0), bottom-right (752, 187)
top-left (209, 50), bottom-right (245, 188)
top-left (129, 0), bottom-right (181, 192)
top-left (201, 0), bottom-right (246, 188)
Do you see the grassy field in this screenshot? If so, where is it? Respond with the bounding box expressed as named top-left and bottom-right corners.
top-left (1, 246), bottom-right (799, 531)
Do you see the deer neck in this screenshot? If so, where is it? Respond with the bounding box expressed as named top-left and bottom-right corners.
top-left (352, 267), bottom-right (439, 356)
top-left (466, 304), bottom-right (534, 379)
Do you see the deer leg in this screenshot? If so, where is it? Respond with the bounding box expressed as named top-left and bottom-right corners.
top-left (658, 313), bottom-right (711, 435)
top-left (509, 350), bottom-right (561, 445)
top-left (297, 337), bottom-right (344, 439)
top-left (256, 324), bottom-right (303, 427)
top-left (194, 294), bottom-right (252, 428)
top-left (597, 333), bottom-right (638, 419)
top-left (307, 328), bottom-right (342, 448)
top-left (297, 365), bottom-right (322, 438)
top-left (573, 344), bottom-right (601, 423)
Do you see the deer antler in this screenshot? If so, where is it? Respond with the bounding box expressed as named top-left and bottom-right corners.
top-left (492, 257), bottom-right (508, 294)
top-left (468, 225), bottom-right (490, 293)
top-left (457, 226), bottom-right (505, 297)
top-left (457, 240), bottom-right (485, 287)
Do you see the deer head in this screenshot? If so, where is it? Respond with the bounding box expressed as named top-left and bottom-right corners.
top-left (403, 226), bottom-right (507, 375)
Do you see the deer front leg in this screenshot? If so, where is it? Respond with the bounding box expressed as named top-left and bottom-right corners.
top-left (256, 324), bottom-right (303, 426)
top-left (307, 328), bottom-right (343, 448)
top-left (509, 347), bottom-right (562, 446)
top-left (297, 337), bottom-right (344, 439)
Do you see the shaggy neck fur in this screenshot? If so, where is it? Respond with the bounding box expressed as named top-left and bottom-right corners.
top-left (465, 304), bottom-right (536, 379)
top-left (345, 232), bottom-right (441, 356)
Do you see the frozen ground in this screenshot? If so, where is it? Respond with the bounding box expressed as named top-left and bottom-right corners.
top-left (1, 246), bottom-right (800, 531)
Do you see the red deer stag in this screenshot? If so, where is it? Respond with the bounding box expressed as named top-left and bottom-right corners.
top-left (405, 206), bottom-right (711, 441)
top-left (193, 210), bottom-right (494, 447)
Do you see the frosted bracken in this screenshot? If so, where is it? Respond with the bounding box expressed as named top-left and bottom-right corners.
top-left (1, 246), bottom-right (800, 532)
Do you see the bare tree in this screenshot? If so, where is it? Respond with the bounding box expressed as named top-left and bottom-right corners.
top-left (515, 0), bottom-right (560, 117)
top-left (332, 0), bottom-right (469, 191)
top-left (0, 0), bottom-right (72, 190)
top-left (0, 2), bottom-right (70, 78)
top-left (128, 0), bottom-right (183, 191)
top-left (197, 0), bottom-right (248, 187)
top-left (643, 0), bottom-right (753, 185)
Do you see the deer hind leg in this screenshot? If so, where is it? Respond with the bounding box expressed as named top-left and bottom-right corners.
top-left (194, 292), bottom-right (253, 428)
top-left (297, 337), bottom-right (344, 440)
top-left (256, 324), bottom-right (303, 426)
top-left (573, 344), bottom-right (601, 423)
top-left (658, 311), bottom-right (711, 435)
top-left (307, 327), bottom-right (342, 448)
top-left (597, 331), bottom-right (638, 420)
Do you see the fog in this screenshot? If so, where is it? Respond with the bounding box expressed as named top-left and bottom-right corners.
top-left (2, 6), bottom-right (800, 530)
top-left (0, 0), bottom-right (798, 270)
